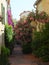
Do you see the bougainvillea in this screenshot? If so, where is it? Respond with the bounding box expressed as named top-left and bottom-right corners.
top-left (7, 5), bottom-right (14, 28)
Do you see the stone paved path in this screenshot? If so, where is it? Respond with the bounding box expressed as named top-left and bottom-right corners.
top-left (9, 45), bottom-right (49, 65)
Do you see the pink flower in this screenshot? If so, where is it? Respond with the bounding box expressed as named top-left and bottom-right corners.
top-left (30, 17), bottom-right (34, 21)
top-left (15, 36), bottom-right (21, 40)
top-left (20, 32), bottom-right (23, 36)
top-left (15, 26), bottom-right (18, 29)
top-left (24, 20), bottom-right (27, 24)
top-left (19, 28), bottom-right (22, 30)
top-left (39, 19), bottom-right (42, 22)
top-left (41, 19), bottom-right (45, 22)
top-left (45, 19), bottom-right (49, 23)
top-left (16, 30), bottom-right (20, 33)
top-left (40, 11), bottom-right (45, 16)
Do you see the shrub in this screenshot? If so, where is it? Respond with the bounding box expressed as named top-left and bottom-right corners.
top-left (5, 24), bottom-right (14, 54)
top-left (26, 11), bottom-right (35, 23)
top-left (32, 22), bottom-right (49, 62)
top-left (15, 21), bottom-right (33, 54)
top-left (22, 43), bottom-right (32, 54)
top-left (0, 46), bottom-right (10, 65)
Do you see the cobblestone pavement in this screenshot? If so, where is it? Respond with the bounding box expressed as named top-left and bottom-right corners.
top-left (9, 45), bottom-right (49, 65)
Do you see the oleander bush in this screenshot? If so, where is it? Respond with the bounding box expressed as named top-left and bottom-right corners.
top-left (15, 20), bottom-right (33, 54)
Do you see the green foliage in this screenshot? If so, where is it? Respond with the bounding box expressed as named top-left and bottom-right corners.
top-left (5, 24), bottom-right (13, 42)
top-left (39, 12), bottom-right (48, 19)
top-left (0, 46), bottom-right (10, 65)
top-left (22, 43), bottom-right (32, 54)
top-left (1, 46), bottom-right (10, 56)
top-left (5, 24), bottom-right (14, 54)
top-left (35, 13), bottom-right (40, 20)
top-left (32, 22), bottom-right (49, 62)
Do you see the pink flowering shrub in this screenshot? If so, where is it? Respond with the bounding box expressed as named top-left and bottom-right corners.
top-left (35, 11), bottom-right (49, 23)
top-left (14, 20), bottom-right (33, 53)
top-left (27, 11), bottom-right (49, 23)
top-left (26, 12), bottom-right (35, 23)
top-left (15, 20), bottom-right (32, 44)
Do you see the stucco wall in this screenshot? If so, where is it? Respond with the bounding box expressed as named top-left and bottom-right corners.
top-left (0, 0), bottom-right (7, 23)
top-left (0, 0), bottom-right (7, 54)
top-left (0, 0), bottom-right (2, 15)
top-left (0, 22), bottom-right (4, 54)
top-left (37, 0), bottom-right (49, 15)
top-left (2, 0), bottom-right (7, 23)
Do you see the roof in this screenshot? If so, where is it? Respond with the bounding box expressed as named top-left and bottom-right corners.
top-left (20, 11), bottom-right (31, 16)
top-left (34, 0), bottom-right (41, 5)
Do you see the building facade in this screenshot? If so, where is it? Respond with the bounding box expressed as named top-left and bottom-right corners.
top-left (0, 0), bottom-right (7, 54)
top-left (34, 0), bottom-right (49, 14)
top-left (0, 0), bottom-right (7, 24)
top-left (33, 0), bottom-right (49, 32)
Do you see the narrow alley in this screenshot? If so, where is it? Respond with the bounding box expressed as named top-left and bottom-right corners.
top-left (9, 45), bottom-right (49, 65)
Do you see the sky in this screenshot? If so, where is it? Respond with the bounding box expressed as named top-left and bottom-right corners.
top-left (10, 0), bottom-right (36, 20)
